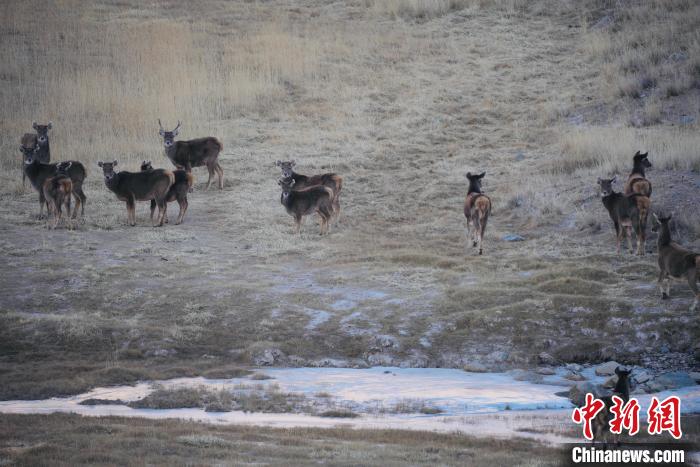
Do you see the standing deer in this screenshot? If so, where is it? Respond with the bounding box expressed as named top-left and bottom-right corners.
top-left (597, 176), bottom-right (649, 255)
top-left (21, 146), bottom-right (87, 219)
top-left (20, 133), bottom-right (37, 188)
top-left (32, 121), bottom-right (52, 165)
top-left (98, 161), bottom-right (174, 227)
top-left (141, 161), bottom-right (194, 225)
top-left (623, 151), bottom-right (652, 197)
top-left (278, 178), bottom-right (334, 235)
top-left (651, 213), bottom-right (699, 312)
top-left (158, 120), bottom-right (223, 190)
top-left (592, 367), bottom-right (632, 447)
top-left (43, 162), bottom-right (73, 229)
top-left (275, 160), bottom-right (343, 221)
top-left (463, 172), bottom-right (491, 255)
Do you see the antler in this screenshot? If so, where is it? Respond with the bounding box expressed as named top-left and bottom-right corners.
top-left (158, 119), bottom-right (164, 130)
top-left (173, 120), bottom-right (182, 132)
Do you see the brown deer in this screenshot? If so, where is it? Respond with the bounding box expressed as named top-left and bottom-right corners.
top-left (276, 160), bottom-right (343, 221)
top-left (98, 160), bottom-right (174, 227)
top-left (42, 162), bottom-right (73, 229)
top-left (20, 133), bottom-right (37, 188)
top-left (158, 120), bottom-right (223, 190)
top-left (592, 367), bottom-right (632, 447)
top-left (32, 121), bottom-right (52, 165)
top-left (21, 146), bottom-right (87, 219)
top-left (463, 172), bottom-right (491, 255)
top-left (597, 176), bottom-right (649, 255)
top-left (141, 161), bottom-right (194, 225)
top-left (278, 178), bottom-right (334, 235)
top-left (651, 213), bottom-right (699, 312)
top-left (623, 151), bottom-right (652, 197)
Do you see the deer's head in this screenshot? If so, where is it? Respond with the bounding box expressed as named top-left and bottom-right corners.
top-left (32, 121), bottom-right (52, 145)
top-left (98, 160), bottom-right (118, 181)
top-left (276, 160), bottom-right (296, 179)
top-left (158, 120), bottom-right (181, 148)
top-left (597, 176), bottom-right (617, 197)
top-left (141, 160), bottom-right (154, 171)
top-left (614, 366), bottom-right (632, 379)
top-left (55, 161), bottom-right (72, 175)
top-left (651, 212), bottom-right (672, 232)
top-left (278, 177), bottom-right (295, 198)
top-left (633, 151), bottom-right (652, 170)
top-left (465, 171), bottom-right (486, 193)
top-left (19, 144), bottom-right (40, 164)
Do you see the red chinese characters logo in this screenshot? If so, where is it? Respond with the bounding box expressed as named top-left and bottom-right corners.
top-left (572, 393), bottom-right (604, 440)
top-left (609, 395), bottom-right (640, 436)
top-left (647, 396), bottom-right (682, 439)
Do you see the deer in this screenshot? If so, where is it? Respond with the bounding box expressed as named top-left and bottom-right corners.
top-left (463, 172), bottom-right (491, 255)
top-left (141, 161), bottom-right (194, 225)
top-left (597, 176), bottom-right (649, 256)
top-left (623, 151), bottom-right (652, 197)
top-left (592, 367), bottom-right (632, 447)
top-left (158, 120), bottom-right (223, 191)
top-left (275, 160), bottom-right (343, 221)
top-left (43, 162), bottom-right (74, 229)
top-left (19, 133), bottom-right (37, 188)
top-left (651, 213), bottom-right (699, 312)
top-left (32, 121), bottom-right (52, 165)
top-left (98, 161), bottom-right (174, 227)
top-left (20, 145), bottom-right (87, 219)
top-left (278, 178), bottom-right (334, 235)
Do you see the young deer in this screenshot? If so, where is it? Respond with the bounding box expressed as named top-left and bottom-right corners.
top-left (20, 133), bottom-right (37, 188)
top-left (276, 160), bottom-right (343, 220)
top-left (158, 120), bottom-right (223, 190)
top-left (98, 160), bottom-right (174, 227)
top-left (592, 367), bottom-right (632, 447)
top-left (598, 176), bottom-right (650, 256)
top-left (43, 162), bottom-right (73, 229)
top-left (651, 213), bottom-right (699, 312)
top-left (623, 151), bottom-right (652, 197)
top-left (463, 172), bottom-right (491, 255)
top-left (141, 161), bottom-right (194, 225)
top-left (21, 146), bottom-right (87, 219)
top-left (278, 178), bottom-right (334, 235)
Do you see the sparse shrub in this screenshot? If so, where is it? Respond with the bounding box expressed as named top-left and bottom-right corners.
top-left (318, 409), bottom-right (359, 418)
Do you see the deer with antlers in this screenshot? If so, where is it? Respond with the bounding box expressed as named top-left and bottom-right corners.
top-left (158, 120), bottom-right (223, 191)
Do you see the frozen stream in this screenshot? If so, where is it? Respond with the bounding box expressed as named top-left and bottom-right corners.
top-left (1, 367), bottom-right (699, 443)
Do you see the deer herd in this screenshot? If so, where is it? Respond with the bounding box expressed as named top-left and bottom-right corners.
top-left (16, 121), bottom-right (700, 311)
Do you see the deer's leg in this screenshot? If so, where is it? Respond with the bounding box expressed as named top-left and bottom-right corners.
top-left (64, 196), bottom-right (72, 229)
top-left (205, 163), bottom-right (216, 191)
top-left (39, 192), bottom-right (46, 218)
top-left (150, 200), bottom-right (156, 222)
top-left (76, 185), bottom-right (87, 217)
top-left (155, 198), bottom-right (167, 227)
top-left (472, 219), bottom-right (479, 248)
top-left (216, 162), bottom-right (224, 190)
top-left (54, 199), bottom-right (62, 229)
top-left (659, 269), bottom-right (669, 299)
top-left (126, 198), bottom-right (136, 226)
top-left (332, 195), bottom-right (341, 223)
top-left (175, 194), bottom-right (187, 225)
top-left (625, 225), bottom-right (634, 253)
top-left (294, 214), bottom-right (302, 234)
top-left (688, 270), bottom-right (698, 312)
top-left (478, 225), bottom-right (484, 256)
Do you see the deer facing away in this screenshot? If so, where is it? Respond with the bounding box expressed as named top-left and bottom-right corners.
top-left (624, 151), bottom-right (652, 197)
top-left (278, 178), bottom-right (334, 235)
top-left (652, 213), bottom-right (699, 312)
top-left (43, 162), bottom-right (73, 229)
top-left (99, 160), bottom-right (174, 227)
top-left (158, 120), bottom-right (223, 190)
top-left (141, 161), bottom-right (194, 225)
top-left (463, 171), bottom-right (491, 255)
top-left (276, 160), bottom-right (343, 221)
top-left (598, 176), bottom-right (649, 256)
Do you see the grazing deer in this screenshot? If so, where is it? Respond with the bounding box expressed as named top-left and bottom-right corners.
top-left (43, 162), bottom-right (73, 229)
top-left (463, 172), bottom-right (491, 255)
top-left (21, 146), bottom-right (87, 219)
top-left (278, 178), bottom-right (334, 235)
top-left (651, 213), bottom-right (699, 312)
top-left (275, 160), bottom-right (343, 221)
top-left (158, 120), bottom-right (223, 190)
top-left (623, 151), bottom-right (652, 197)
top-left (597, 176), bottom-right (649, 255)
top-left (98, 160), bottom-right (174, 227)
top-left (592, 367), bottom-right (632, 447)
top-left (141, 161), bottom-right (194, 225)
top-left (20, 133), bottom-right (37, 188)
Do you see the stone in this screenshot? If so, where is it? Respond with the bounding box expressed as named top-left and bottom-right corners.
top-left (603, 375), bottom-right (618, 389)
top-left (632, 370), bottom-right (651, 384)
top-left (254, 348), bottom-right (284, 366)
top-left (569, 382), bottom-right (601, 407)
top-left (594, 361), bottom-right (621, 376)
top-left (502, 234), bottom-right (525, 242)
top-left (652, 372), bottom-right (696, 390)
top-left (536, 367), bottom-right (556, 375)
top-left (538, 352), bottom-right (557, 365)
top-left (463, 362), bottom-right (488, 373)
top-left (689, 372), bottom-right (700, 383)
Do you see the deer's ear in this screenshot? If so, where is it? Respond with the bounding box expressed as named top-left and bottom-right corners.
top-left (172, 128), bottom-right (179, 136)
top-left (642, 152), bottom-right (648, 158)
top-left (611, 174), bottom-right (617, 183)
top-left (652, 212), bottom-right (659, 222)
top-left (32, 121), bottom-right (38, 130)
top-left (290, 160), bottom-right (296, 166)
top-left (19, 145), bottom-right (24, 153)
top-left (159, 128), bottom-right (165, 136)
top-left (466, 172), bottom-right (471, 178)
top-left (478, 172), bottom-right (486, 178)
top-left (634, 150), bottom-right (640, 156)
top-left (98, 161), bottom-right (103, 167)
top-left (47, 121), bottom-right (53, 130)
top-left (113, 160), bottom-right (118, 166)
top-left (614, 366), bottom-right (621, 376)
top-left (275, 160), bottom-right (282, 166)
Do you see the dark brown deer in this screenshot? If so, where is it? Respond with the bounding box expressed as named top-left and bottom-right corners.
top-left (32, 121), bottom-right (52, 165)
top-left (98, 160), bottom-right (174, 227)
top-left (20, 133), bottom-right (37, 188)
top-left (463, 172), bottom-right (491, 255)
top-left (276, 160), bottom-right (343, 220)
top-left (623, 151), bottom-right (652, 197)
top-left (278, 178), bottom-right (334, 235)
top-left (21, 146), bottom-right (87, 219)
top-left (43, 162), bottom-right (73, 229)
top-left (141, 161), bottom-right (194, 225)
top-left (592, 367), bottom-right (632, 447)
top-left (158, 120), bottom-right (223, 190)
top-left (597, 176), bottom-right (649, 255)
top-left (651, 213), bottom-right (699, 312)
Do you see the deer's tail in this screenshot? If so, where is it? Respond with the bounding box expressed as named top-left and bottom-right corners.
top-left (185, 172), bottom-right (194, 190)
